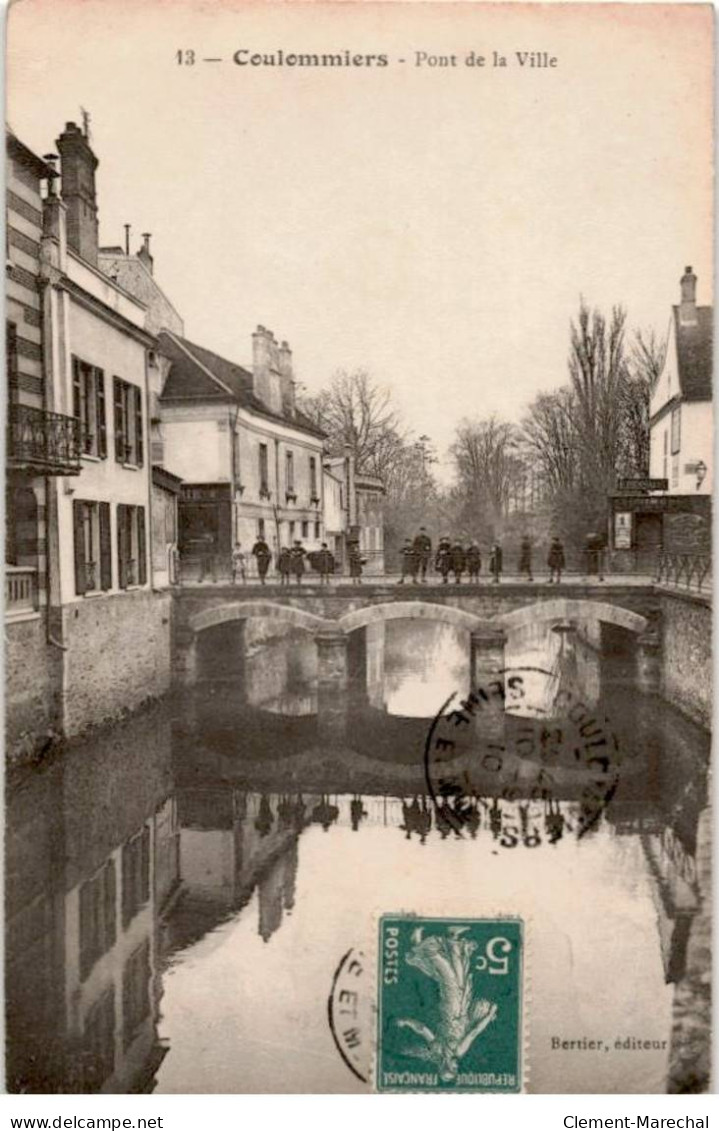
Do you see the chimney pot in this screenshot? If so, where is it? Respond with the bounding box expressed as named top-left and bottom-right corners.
top-left (679, 266), bottom-right (698, 324)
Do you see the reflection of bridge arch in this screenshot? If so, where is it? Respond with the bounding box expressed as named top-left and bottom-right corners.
top-left (188, 601), bottom-right (330, 636)
top-left (337, 601), bottom-right (493, 636)
top-left (498, 598), bottom-right (648, 636)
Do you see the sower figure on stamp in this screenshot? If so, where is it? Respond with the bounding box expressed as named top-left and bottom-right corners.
top-left (466, 542), bottom-right (481, 582)
top-left (290, 539), bottom-right (306, 584)
top-left (252, 534), bottom-right (272, 585)
top-left (398, 538), bottom-right (418, 584)
top-left (413, 526), bottom-right (432, 583)
top-left (435, 535), bottom-right (453, 584)
top-left (489, 542), bottom-right (503, 584)
top-left (518, 534), bottom-right (533, 582)
top-left (548, 535), bottom-right (565, 584)
top-left (277, 545), bottom-right (291, 586)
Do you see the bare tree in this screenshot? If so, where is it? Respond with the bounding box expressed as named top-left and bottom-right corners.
top-left (618, 328), bottom-right (667, 476)
top-left (522, 388), bottom-right (578, 493)
top-left (450, 416), bottom-right (521, 535)
top-left (568, 300), bottom-right (628, 494)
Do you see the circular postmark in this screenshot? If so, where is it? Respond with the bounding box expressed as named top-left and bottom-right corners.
top-left (424, 667), bottom-right (625, 845)
top-left (328, 947), bottom-right (371, 1083)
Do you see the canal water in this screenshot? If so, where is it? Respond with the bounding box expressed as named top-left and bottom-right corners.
top-left (5, 619), bottom-right (710, 1094)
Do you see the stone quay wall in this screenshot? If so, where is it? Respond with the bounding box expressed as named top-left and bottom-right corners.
top-left (659, 590), bottom-right (712, 729)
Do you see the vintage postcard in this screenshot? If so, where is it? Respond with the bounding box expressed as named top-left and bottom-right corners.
top-left (4, 0), bottom-right (712, 1096)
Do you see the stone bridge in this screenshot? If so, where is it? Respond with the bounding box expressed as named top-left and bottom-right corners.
top-left (173, 580), bottom-right (664, 739)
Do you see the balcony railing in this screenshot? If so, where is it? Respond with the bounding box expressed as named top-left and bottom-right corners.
top-left (8, 403), bottom-right (82, 475)
top-left (5, 566), bottom-right (38, 617)
top-left (655, 551), bottom-right (711, 593)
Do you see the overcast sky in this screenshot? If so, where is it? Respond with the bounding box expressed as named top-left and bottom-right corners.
top-left (8, 0), bottom-right (713, 472)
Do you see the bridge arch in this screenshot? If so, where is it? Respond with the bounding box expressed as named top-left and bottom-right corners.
top-left (188, 600), bottom-right (331, 636)
top-left (337, 600), bottom-right (494, 635)
top-left (497, 598), bottom-right (648, 636)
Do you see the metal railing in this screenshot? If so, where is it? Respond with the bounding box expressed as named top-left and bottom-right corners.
top-left (5, 566), bottom-right (37, 615)
top-left (655, 551), bottom-right (711, 593)
top-left (7, 403), bottom-right (82, 475)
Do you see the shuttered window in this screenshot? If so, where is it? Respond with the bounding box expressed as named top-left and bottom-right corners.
top-left (122, 826), bottom-right (151, 929)
top-left (73, 499), bottom-right (112, 595)
top-left (72, 357), bottom-right (106, 458)
top-left (79, 859), bottom-right (117, 981)
top-left (113, 378), bottom-right (144, 466)
top-left (117, 504), bottom-right (147, 589)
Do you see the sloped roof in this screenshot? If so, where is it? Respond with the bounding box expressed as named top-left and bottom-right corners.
top-left (158, 331), bottom-right (326, 438)
top-left (673, 306), bottom-right (713, 402)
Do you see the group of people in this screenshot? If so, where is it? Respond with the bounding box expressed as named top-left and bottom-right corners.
top-left (398, 528), bottom-right (568, 584)
top-left (230, 537), bottom-right (365, 586)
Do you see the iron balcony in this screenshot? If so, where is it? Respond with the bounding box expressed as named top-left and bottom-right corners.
top-left (7, 402), bottom-right (82, 475)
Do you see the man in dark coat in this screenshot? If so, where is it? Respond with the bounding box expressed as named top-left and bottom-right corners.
top-left (316, 542), bottom-right (334, 585)
top-left (451, 541), bottom-right (466, 584)
top-left (518, 535), bottom-right (533, 582)
top-left (252, 535), bottom-right (272, 584)
top-left (277, 545), bottom-right (291, 585)
top-left (398, 538), bottom-right (418, 584)
top-left (290, 540), bottom-right (306, 584)
top-left (466, 542), bottom-right (481, 582)
top-left (548, 536), bottom-right (565, 584)
top-left (489, 543), bottom-right (503, 584)
top-left (348, 542), bottom-right (363, 585)
top-left (435, 536), bottom-right (453, 584)
top-left (584, 531), bottom-right (605, 580)
top-left (413, 526), bottom-right (433, 583)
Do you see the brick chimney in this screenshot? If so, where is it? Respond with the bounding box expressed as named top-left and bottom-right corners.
top-left (278, 340), bottom-right (295, 418)
top-left (252, 326), bottom-right (283, 414)
top-left (56, 121), bottom-right (99, 266)
top-left (137, 232), bottom-right (154, 275)
top-left (679, 266), bottom-right (698, 326)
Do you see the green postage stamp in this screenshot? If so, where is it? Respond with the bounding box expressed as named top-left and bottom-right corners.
top-left (376, 916), bottom-right (524, 1093)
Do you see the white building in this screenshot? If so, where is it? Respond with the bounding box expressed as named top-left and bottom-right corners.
top-left (650, 266), bottom-right (713, 496)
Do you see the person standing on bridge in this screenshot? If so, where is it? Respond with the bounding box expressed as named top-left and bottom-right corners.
top-left (252, 534), bottom-right (272, 585)
top-left (290, 540), bottom-right (306, 584)
top-left (548, 536), bottom-right (565, 584)
top-left (231, 541), bottom-right (246, 585)
top-left (398, 538), bottom-right (418, 585)
top-left (435, 535), bottom-right (453, 584)
top-left (518, 534), bottom-right (534, 582)
top-left (317, 542), bottom-right (334, 585)
top-left (348, 541), bottom-right (364, 585)
top-left (451, 541), bottom-right (466, 584)
top-left (466, 542), bottom-right (481, 583)
top-left (489, 542), bottom-right (503, 583)
top-left (278, 545), bottom-right (291, 586)
top-left (413, 526), bottom-right (433, 583)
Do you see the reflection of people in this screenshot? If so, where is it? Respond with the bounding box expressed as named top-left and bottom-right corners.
top-left (311, 794), bottom-right (339, 831)
top-left (350, 796), bottom-right (367, 831)
top-left (252, 535), bottom-right (272, 584)
top-left (255, 794), bottom-right (273, 837)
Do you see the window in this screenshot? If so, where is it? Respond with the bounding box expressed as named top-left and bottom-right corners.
top-left (122, 826), bottom-right (150, 929)
top-left (314, 521), bottom-right (321, 539)
top-left (113, 378), bottom-right (143, 466)
top-left (82, 988), bottom-right (115, 1092)
top-left (73, 500), bottom-right (111, 594)
top-left (73, 358), bottom-right (107, 458)
top-left (117, 504), bottom-right (147, 588)
top-left (123, 941), bottom-right (150, 1050)
top-left (6, 321), bottom-right (18, 399)
top-left (671, 405), bottom-right (681, 455)
top-left (79, 859), bottom-right (117, 981)
top-left (259, 443), bottom-right (269, 495)
top-left (301, 520), bottom-right (309, 539)
top-left (286, 451), bottom-right (294, 490)
top-left (309, 456), bottom-right (318, 501)
top-left (258, 518), bottom-right (265, 538)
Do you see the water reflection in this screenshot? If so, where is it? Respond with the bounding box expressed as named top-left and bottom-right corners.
top-left (5, 619), bottom-right (711, 1094)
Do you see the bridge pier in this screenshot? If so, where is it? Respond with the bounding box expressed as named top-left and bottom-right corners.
top-left (636, 628), bottom-right (661, 695)
top-left (316, 630), bottom-right (349, 743)
top-left (470, 628), bottom-right (507, 742)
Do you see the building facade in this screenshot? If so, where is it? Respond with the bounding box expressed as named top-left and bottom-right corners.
top-left (158, 325), bottom-right (327, 578)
